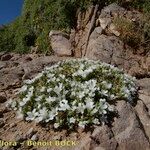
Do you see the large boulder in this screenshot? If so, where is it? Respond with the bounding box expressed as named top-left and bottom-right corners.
top-left (49, 30), bottom-right (72, 57)
top-left (85, 34), bottom-right (125, 66)
top-left (112, 101), bottom-right (150, 150)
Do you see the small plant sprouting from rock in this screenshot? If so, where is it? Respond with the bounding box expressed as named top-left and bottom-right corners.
top-left (7, 59), bottom-right (138, 130)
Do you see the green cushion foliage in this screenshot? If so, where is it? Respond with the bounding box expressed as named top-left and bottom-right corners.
top-left (8, 59), bottom-right (138, 130)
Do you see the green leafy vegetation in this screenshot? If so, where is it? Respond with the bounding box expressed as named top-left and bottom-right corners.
top-left (0, 0), bottom-right (99, 54)
top-left (113, 15), bottom-right (150, 54)
top-left (7, 59), bottom-right (138, 130)
top-left (0, 0), bottom-right (150, 53)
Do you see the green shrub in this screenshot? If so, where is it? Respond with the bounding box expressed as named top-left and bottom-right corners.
top-left (113, 17), bottom-right (141, 48)
top-left (7, 59), bottom-right (138, 130)
top-left (0, 24), bottom-right (15, 52)
top-left (113, 16), bottom-right (150, 53)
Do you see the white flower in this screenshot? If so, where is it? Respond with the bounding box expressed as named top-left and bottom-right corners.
top-left (101, 90), bottom-right (108, 96)
top-left (35, 116), bottom-right (43, 123)
top-left (59, 99), bottom-right (70, 111)
top-left (33, 72), bottom-right (43, 81)
top-left (26, 109), bottom-right (38, 121)
top-left (37, 107), bottom-right (48, 121)
top-left (54, 84), bottom-right (63, 94)
top-left (93, 118), bottom-right (100, 124)
top-left (72, 105), bottom-right (77, 111)
top-left (47, 88), bottom-right (52, 93)
top-left (78, 91), bottom-right (85, 99)
top-left (24, 79), bottom-right (33, 84)
top-left (46, 96), bottom-right (56, 103)
top-left (6, 99), bottom-right (13, 108)
top-left (47, 73), bottom-right (55, 78)
top-left (54, 123), bottom-right (59, 128)
top-left (59, 74), bottom-right (65, 79)
top-left (102, 103), bottom-right (108, 109)
top-left (69, 117), bottom-right (76, 123)
top-left (19, 85), bottom-right (27, 93)
top-left (37, 103), bottom-right (41, 109)
top-left (110, 94), bottom-right (115, 100)
top-left (11, 101), bottom-right (17, 109)
top-left (19, 97), bottom-right (29, 106)
top-left (16, 111), bottom-right (24, 119)
top-left (91, 108), bottom-right (98, 114)
top-left (77, 103), bottom-right (85, 114)
top-left (108, 105), bottom-right (114, 112)
top-left (46, 110), bottom-right (56, 122)
top-left (100, 99), bottom-right (106, 103)
top-left (102, 110), bottom-right (107, 114)
top-left (35, 95), bottom-right (43, 102)
top-left (85, 98), bottom-right (94, 109)
top-left (78, 121), bottom-right (86, 128)
top-left (40, 87), bottom-right (46, 92)
top-left (106, 83), bottom-right (112, 89)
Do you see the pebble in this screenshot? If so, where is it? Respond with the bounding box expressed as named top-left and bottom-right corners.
top-left (31, 134), bottom-right (39, 141)
top-left (53, 135), bottom-right (62, 140)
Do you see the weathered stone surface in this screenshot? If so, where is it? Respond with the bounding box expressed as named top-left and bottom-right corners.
top-left (90, 126), bottom-right (118, 150)
top-left (0, 66), bottom-right (23, 90)
top-left (0, 61), bottom-right (7, 70)
top-left (86, 35), bottom-right (124, 64)
top-left (112, 101), bottom-right (150, 150)
top-left (0, 55), bottom-right (72, 91)
top-left (109, 23), bottom-right (120, 36)
top-left (100, 3), bottom-right (125, 18)
top-left (98, 3), bottom-right (125, 37)
top-left (1, 54), bottom-right (12, 61)
top-left (99, 18), bottom-right (111, 30)
top-left (0, 95), bottom-right (7, 103)
top-left (139, 94), bottom-right (150, 110)
top-left (138, 78), bottom-right (150, 96)
top-left (49, 30), bottom-right (72, 56)
top-left (0, 118), bottom-right (5, 128)
top-left (74, 134), bottom-right (91, 150)
top-left (90, 27), bottom-right (103, 40)
top-left (135, 100), bottom-right (150, 140)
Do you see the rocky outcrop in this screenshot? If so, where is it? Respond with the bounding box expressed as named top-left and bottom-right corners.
top-left (49, 30), bottom-right (72, 57)
top-left (0, 53), bottom-right (72, 98)
top-left (75, 101), bottom-right (150, 150)
top-left (72, 3), bottom-right (149, 77)
top-left (112, 101), bottom-right (150, 150)
top-left (0, 52), bottom-right (150, 150)
top-left (0, 3), bottom-right (150, 150)
top-left (85, 34), bottom-right (124, 64)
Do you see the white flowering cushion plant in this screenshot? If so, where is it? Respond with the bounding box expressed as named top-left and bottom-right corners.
top-left (8, 59), bottom-right (138, 129)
